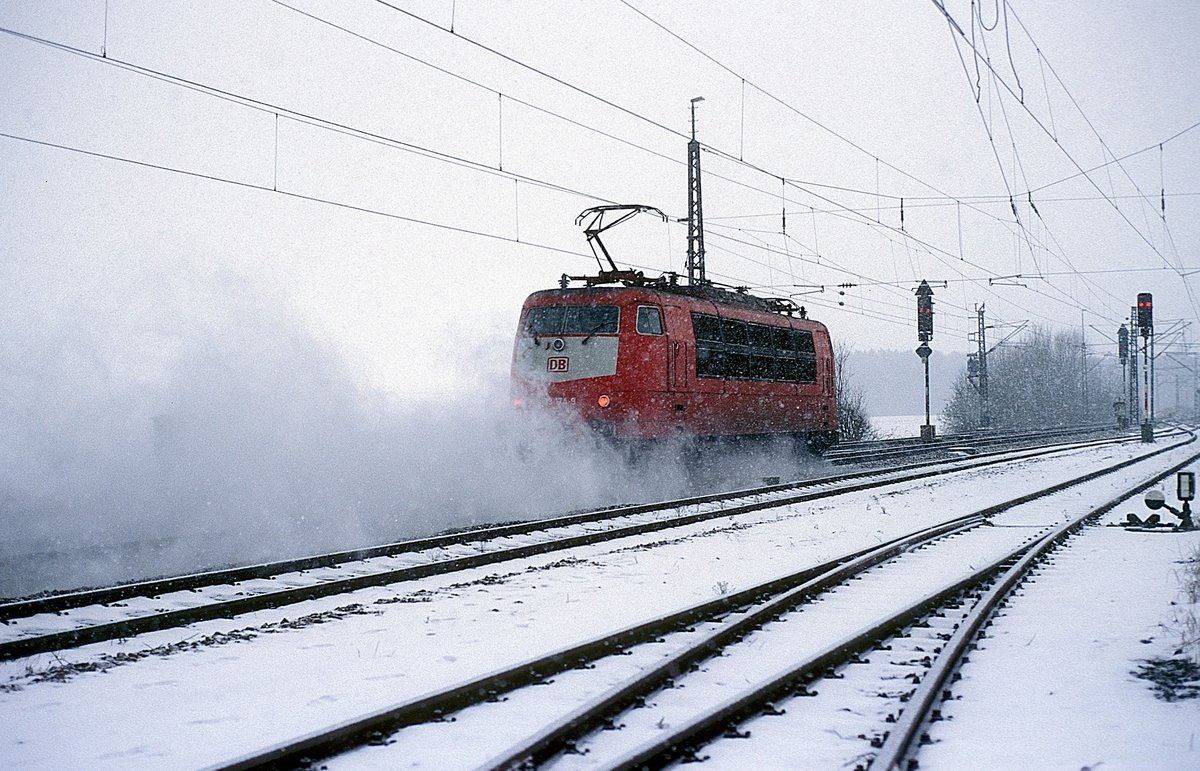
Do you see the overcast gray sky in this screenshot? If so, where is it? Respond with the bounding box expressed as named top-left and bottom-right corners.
top-left (3, 0), bottom-right (1199, 401)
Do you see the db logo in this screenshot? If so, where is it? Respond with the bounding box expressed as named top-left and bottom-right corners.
top-left (547, 357), bottom-right (570, 373)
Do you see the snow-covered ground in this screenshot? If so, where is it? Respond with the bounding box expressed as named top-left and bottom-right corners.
top-left (0, 439), bottom-right (1196, 769)
top-left (871, 414), bottom-right (935, 439)
top-left (921, 523), bottom-right (1200, 769)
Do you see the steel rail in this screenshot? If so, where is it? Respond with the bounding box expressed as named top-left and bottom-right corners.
top-left (210, 430), bottom-right (1194, 771)
top-left (479, 519), bottom-right (985, 771)
top-left (479, 430), bottom-right (1195, 769)
top-left (601, 443), bottom-right (1200, 770)
top-left (826, 422), bottom-right (1117, 454)
top-left (0, 425), bottom-right (1137, 620)
top-left (826, 424), bottom-right (1121, 465)
top-left (867, 448), bottom-right (1200, 770)
top-left (210, 522), bottom-right (966, 771)
top-left (0, 431), bottom-right (1157, 662)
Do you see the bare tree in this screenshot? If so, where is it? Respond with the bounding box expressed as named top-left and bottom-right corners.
top-left (835, 343), bottom-right (877, 441)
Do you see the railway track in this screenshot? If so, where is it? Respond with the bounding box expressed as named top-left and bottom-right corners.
top-left (0, 428), bottom-right (1168, 663)
top-left (208, 429), bottom-right (1198, 770)
top-left (825, 423), bottom-right (1119, 466)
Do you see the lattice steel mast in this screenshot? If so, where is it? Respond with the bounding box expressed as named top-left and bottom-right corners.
top-left (686, 96), bottom-right (706, 286)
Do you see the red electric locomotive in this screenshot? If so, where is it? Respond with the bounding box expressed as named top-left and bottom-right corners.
top-left (511, 206), bottom-right (838, 451)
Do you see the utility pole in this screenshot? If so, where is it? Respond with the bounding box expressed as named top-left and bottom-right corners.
top-left (1129, 307), bottom-right (1140, 427)
top-left (1185, 338), bottom-right (1195, 417)
top-left (967, 304), bottom-right (990, 428)
top-left (686, 96), bottom-right (706, 286)
top-left (1081, 312), bottom-right (1088, 422)
top-left (1185, 350), bottom-right (1195, 417)
top-left (1138, 292), bottom-right (1154, 441)
top-left (1151, 327), bottom-right (1157, 427)
top-left (1118, 322), bottom-right (1129, 429)
top-left (1080, 312), bottom-right (1089, 420)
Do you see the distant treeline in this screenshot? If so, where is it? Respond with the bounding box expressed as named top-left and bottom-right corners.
top-left (940, 326), bottom-right (1124, 432)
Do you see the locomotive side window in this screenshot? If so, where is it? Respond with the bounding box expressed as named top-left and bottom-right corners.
top-left (720, 318), bottom-right (749, 346)
top-left (796, 356), bottom-right (818, 383)
top-left (748, 323), bottom-right (775, 349)
top-left (727, 351), bottom-right (753, 379)
top-left (793, 329), bottom-right (816, 354)
top-left (793, 329), bottom-right (817, 383)
top-left (690, 311), bottom-right (819, 384)
top-left (749, 353), bottom-right (776, 380)
top-left (524, 304), bottom-right (619, 335)
top-left (692, 313), bottom-right (722, 342)
top-left (696, 345), bottom-right (724, 378)
top-left (692, 313), bottom-right (722, 378)
top-left (636, 306), bottom-right (664, 335)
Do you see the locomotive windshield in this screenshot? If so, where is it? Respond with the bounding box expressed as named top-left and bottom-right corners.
top-left (524, 304), bottom-right (619, 336)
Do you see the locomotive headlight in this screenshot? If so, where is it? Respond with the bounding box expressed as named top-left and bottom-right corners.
top-left (597, 394), bottom-right (611, 408)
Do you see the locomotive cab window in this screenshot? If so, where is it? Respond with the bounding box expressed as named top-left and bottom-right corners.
top-left (524, 304), bottom-right (619, 336)
top-left (636, 306), bottom-right (664, 335)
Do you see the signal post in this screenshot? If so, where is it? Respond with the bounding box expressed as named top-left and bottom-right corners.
top-left (1138, 292), bottom-right (1154, 442)
top-left (916, 280), bottom-right (936, 441)
top-left (1116, 321), bottom-right (1129, 429)
top-left (967, 305), bottom-right (991, 428)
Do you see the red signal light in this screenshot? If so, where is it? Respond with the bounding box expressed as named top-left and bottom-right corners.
top-left (1137, 292), bottom-right (1153, 335)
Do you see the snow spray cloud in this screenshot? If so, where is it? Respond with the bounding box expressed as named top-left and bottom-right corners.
top-left (0, 261), bottom-right (703, 596)
top-left (0, 252), bottom-right (827, 597)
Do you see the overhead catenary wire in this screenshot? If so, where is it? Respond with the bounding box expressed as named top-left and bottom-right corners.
top-left (608, 0), bottom-right (1157, 332)
top-left (936, 3), bottom-right (1169, 324)
top-left (98, 3), bottom-right (1195, 331)
top-left (4, 3), bottom-right (1190, 346)
top-left (0, 17), bottom-right (975, 322)
top-left (267, 1), bottom-right (998, 264)
top-left (961, 18), bottom-right (1130, 318)
top-left (0, 23), bottom-right (613, 206)
top-left (269, 1), bottom-right (1135, 331)
top-left (377, 0), bottom-right (1091, 316)
top-left (932, 0), bottom-right (1200, 323)
top-left (0, 120), bottom-right (969, 337)
top-left (0, 130), bottom-right (600, 262)
top-left (775, 173), bottom-right (1125, 329)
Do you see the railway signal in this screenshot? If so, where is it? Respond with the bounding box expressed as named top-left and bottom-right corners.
top-left (1137, 292), bottom-right (1153, 336)
top-left (1138, 472), bottom-right (1196, 530)
top-left (1116, 323), bottom-right (1130, 429)
top-left (916, 280), bottom-right (934, 341)
top-left (1135, 293), bottom-right (1155, 442)
top-left (915, 280), bottom-right (935, 441)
